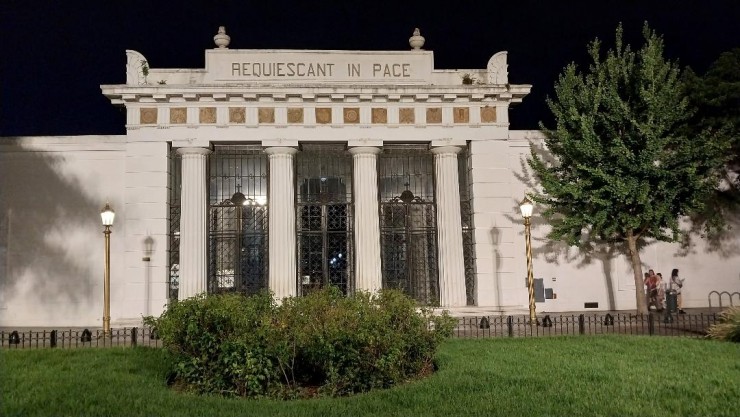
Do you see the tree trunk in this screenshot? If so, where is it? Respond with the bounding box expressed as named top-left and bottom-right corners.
top-left (626, 230), bottom-right (647, 313)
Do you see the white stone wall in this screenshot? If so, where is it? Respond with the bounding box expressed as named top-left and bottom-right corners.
top-left (0, 136), bottom-right (127, 326)
top-left (505, 130), bottom-right (740, 312)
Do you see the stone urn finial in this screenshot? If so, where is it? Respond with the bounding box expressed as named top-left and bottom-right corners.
top-left (409, 28), bottom-right (425, 50)
top-left (214, 26), bottom-right (231, 49)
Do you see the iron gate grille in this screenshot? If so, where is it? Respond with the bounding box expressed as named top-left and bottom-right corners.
top-left (208, 146), bottom-right (268, 295)
top-left (168, 147), bottom-right (181, 300)
top-left (459, 144), bottom-right (476, 305)
top-left (379, 146), bottom-right (439, 305)
top-left (295, 144), bottom-right (353, 295)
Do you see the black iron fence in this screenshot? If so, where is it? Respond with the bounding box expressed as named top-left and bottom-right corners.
top-left (1, 327), bottom-right (163, 349)
top-left (1, 312), bottom-right (719, 349)
top-left (454, 312), bottom-right (719, 339)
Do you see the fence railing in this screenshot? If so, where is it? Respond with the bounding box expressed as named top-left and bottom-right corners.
top-left (1, 327), bottom-right (163, 349)
top-left (1, 312), bottom-right (720, 349)
top-left (453, 312), bottom-right (718, 339)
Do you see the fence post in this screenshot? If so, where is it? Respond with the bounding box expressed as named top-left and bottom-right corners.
top-left (648, 313), bottom-right (655, 335)
top-left (131, 327), bottom-right (138, 347)
top-left (578, 314), bottom-right (585, 335)
top-left (50, 330), bottom-right (57, 348)
top-left (507, 315), bottom-right (513, 337)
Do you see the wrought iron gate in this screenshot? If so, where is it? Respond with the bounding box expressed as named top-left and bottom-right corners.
top-left (168, 148), bottom-right (181, 300)
top-left (295, 145), bottom-right (353, 295)
top-left (207, 146), bottom-right (268, 295)
top-left (379, 146), bottom-right (439, 305)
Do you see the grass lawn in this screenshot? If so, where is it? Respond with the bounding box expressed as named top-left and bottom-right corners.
top-left (2, 336), bottom-right (739, 417)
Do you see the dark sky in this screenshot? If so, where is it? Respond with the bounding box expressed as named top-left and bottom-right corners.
top-left (2, 0), bottom-right (739, 136)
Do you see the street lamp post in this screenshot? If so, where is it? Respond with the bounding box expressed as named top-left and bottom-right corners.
top-left (519, 196), bottom-right (537, 325)
top-left (100, 202), bottom-right (115, 336)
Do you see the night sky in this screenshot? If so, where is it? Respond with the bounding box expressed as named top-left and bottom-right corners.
top-left (2, 0), bottom-right (739, 136)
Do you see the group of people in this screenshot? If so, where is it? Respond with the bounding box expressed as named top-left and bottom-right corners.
top-left (644, 268), bottom-right (686, 313)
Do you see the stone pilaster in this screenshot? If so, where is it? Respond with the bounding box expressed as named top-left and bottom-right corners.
top-left (349, 147), bottom-right (382, 293)
top-left (265, 147), bottom-right (298, 299)
top-left (431, 146), bottom-right (467, 307)
top-left (176, 147), bottom-right (211, 300)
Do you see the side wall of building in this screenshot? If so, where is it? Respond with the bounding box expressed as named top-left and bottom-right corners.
top-left (0, 137), bottom-right (127, 326)
top-left (502, 131), bottom-right (740, 312)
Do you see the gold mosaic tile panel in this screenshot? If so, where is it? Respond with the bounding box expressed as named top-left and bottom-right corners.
top-left (258, 108), bottom-right (275, 124)
top-left (229, 107), bottom-right (246, 123)
top-left (453, 107), bottom-right (470, 123)
top-left (343, 108), bottom-right (360, 124)
top-left (481, 106), bottom-right (497, 123)
top-left (371, 108), bottom-right (387, 124)
top-left (170, 107), bottom-right (187, 124)
top-left (426, 108), bottom-right (442, 124)
top-left (140, 108), bottom-right (157, 125)
top-left (399, 108), bottom-right (415, 124)
top-left (287, 108), bottom-right (304, 124)
top-left (315, 108), bottom-right (332, 124)
top-left (199, 107), bottom-right (217, 124)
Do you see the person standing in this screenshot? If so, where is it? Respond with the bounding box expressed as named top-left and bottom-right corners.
top-left (644, 269), bottom-right (659, 311)
top-left (670, 268), bottom-right (686, 314)
top-left (656, 273), bottom-right (666, 312)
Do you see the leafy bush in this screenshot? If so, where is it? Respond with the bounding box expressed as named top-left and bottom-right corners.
top-left (707, 307), bottom-right (740, 342)
top-left (149, 288), bottom-right (455, 398)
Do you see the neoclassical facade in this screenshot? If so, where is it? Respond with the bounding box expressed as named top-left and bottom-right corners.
top-left (1, 29), bottom-right (738, 326)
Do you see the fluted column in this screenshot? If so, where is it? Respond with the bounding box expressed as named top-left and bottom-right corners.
top-left (177, 147), bottom-right (211, 300)
top-left (432, 146), bottom-right (467, 307)
top-left (349, 147), bottom-right (382, 293)
top-left (265, 147), bottom-right (298, 299)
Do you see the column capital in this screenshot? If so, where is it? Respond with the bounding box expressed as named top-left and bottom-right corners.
top-left (176, 147), bottom-right (212, 156)
top-left (431, 145), bottom-right (462, 156)
top-left (264, 146), bottom-right (298, 156)
top-left (349, 146), bottom-right (382, 156)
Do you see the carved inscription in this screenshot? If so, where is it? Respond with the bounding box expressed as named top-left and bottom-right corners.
top-left (258, 108), bottom-right (275, 124)
top-left (344, 108), bottom-right (360, 124)
top-left (315, 108), bottom-right (332, 124)
top-left (200, 107), bottom-right (216, 124)
top-left (372, 108), bottom-right (387, 124)
top-left (140, 108), bottom-right (157, 125)
top-left (170, 107), bottom-right (187, 124)
top-left (229, 107), bottom-right (246, 124)
top-left (453, 107), bottom-right (469, 123)
top-left (426, 108), bottom-right (442, 124)
top-left (399, 108), bottom-right (415, 124)
top-left (480, 106), bottom-right (497, 123)
top-left (287, 108), bottom-right (304, 124)
top-left (230, 62), bottom-right (412, 79)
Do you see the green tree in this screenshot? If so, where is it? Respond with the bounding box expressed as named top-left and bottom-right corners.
top-left (683, 49), bottom-right (740, 235)
top-left (528, 23), bottom-right (730, 312)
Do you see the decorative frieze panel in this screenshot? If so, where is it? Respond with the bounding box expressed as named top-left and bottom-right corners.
top-left (480, 106), bottom-right (497, 123)
top-left (287, 108), bottom-right (304, 124)
top-left (140, 108), bottom-right (157, 125)
top-left (258, 108), bottom-right (275, 123)
top-left (171, 107), bottom-right (187, 124)
top-left (453, 107), bottom-right (469, 124)
top-left (132, 104), bottom-right (506, 128)
top-left (372, 108), bottom-right (387, 124)
top-left (229, 107), bottom-right (246, 123)
top-left (343, 108), bottom-right (360, 124)
top-left (315, 108), bottom-right (332, 124)
top-left (426, 108), bottom-right (442, 124)
top-left (399, 108), bottom-right (415, 124)
top-left (200, 107), bottom-right (217, 124)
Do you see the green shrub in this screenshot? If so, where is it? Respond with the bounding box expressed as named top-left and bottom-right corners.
top-left (707, 306), bottom-right (740, 342)
top-left (148, 288), bottom-right (455, 398)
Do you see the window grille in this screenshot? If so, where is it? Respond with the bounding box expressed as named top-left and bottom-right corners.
top-left (378, 145), bottom-right (439, 305)
top-left (208, 146), bottom-right (268, 295)
top-left (459, 144), bottom-right (476, 305)
top-left (295, 144), bottom-right (353, 295)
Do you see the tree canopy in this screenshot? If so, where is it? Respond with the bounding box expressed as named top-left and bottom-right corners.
top-left (528, 23), bottom-right (730, 312)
